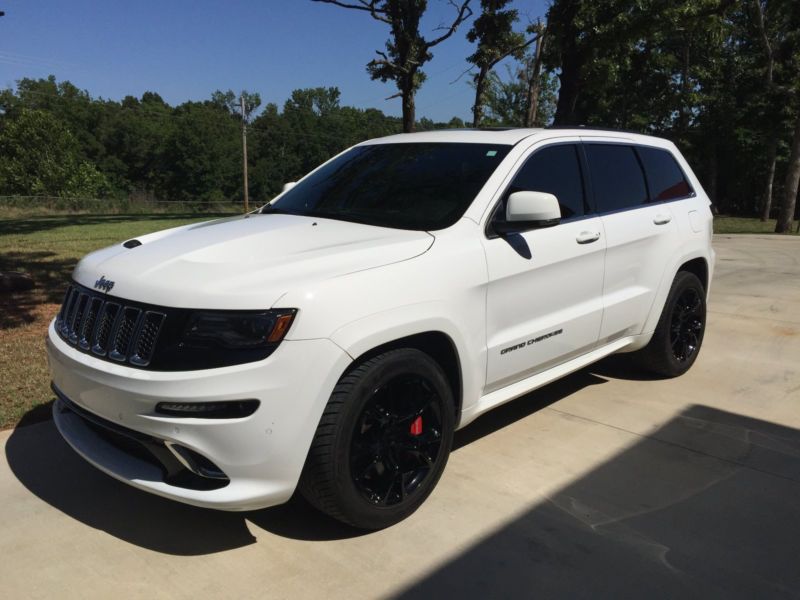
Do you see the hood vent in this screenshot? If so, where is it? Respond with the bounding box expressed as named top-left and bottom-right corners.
top-left (123, 239), bottom-right (142, 249)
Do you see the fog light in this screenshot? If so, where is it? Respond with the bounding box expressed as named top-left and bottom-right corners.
top-left (155, 399), bottom-right (259, 419)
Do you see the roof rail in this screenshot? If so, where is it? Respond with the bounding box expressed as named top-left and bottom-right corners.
top-left (544, 124), bottom-right (652, 136)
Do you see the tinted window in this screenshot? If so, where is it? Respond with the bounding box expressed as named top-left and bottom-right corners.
top-left (507, 144), bottom-right (586, 219)
top-left (585, 144), bottom-right (648, 213)
top-left (637, 146), bottom-right (693, 201)
top-left (267, 143), bottom-right (511, 230)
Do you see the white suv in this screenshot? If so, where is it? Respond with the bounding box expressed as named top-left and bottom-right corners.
top-left (47, 128), bottom-right (714, 529)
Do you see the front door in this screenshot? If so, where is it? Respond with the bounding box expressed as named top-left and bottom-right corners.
top-left (482, 142), bottom-right (605, 393)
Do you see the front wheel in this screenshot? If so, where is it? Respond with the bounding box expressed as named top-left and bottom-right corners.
top-left (634, 271), bottom-right (707, 377)
top-left (299, 348), bottom-right (455, 529)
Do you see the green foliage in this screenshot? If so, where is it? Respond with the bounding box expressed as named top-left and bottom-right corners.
top-left (3, 0), bottom-right (799, 222)
top-left (0, 108), bottom-right (109, 197)
top-left (312, 0), bottom-right (472, 131)
top-left (478, 66), bottom-right (557, 127)
top-left (466, 0), bottom-right (528, 126)
top-left (541, 0), bottom-right (800, 216)
top-left (0, 77), bottom-right (446, 205)
top-left (466, 0), bottom-right (524, 69)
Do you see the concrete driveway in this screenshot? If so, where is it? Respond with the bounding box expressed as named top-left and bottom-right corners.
top-left (1, 234), bottom-right (799, 599)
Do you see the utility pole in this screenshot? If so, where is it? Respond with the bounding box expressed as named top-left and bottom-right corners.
top-left (240, 94), bottom-right (249, 213)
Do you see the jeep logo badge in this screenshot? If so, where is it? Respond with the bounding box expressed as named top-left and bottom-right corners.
top-left (94, 276), bottom-right (115, 293)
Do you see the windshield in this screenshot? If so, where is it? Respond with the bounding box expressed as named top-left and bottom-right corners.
top-left (263, 142), bottom-right (511, 230)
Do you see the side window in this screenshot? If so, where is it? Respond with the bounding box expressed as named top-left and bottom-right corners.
top-left (637, 146), bottom-right (693, 201)
top-left (584, 144), bottom-right (648, 213)
top-left (507, 144), bottom-right (586, 219)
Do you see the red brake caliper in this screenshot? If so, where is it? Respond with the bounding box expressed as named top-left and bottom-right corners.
top-left (410, 415), bottom-right (423, 436)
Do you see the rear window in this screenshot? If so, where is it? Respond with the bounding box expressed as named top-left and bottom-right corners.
top-left (637, 146), bottom-right (693, 201)
top-left (584, 144), bottom-right (648, 213)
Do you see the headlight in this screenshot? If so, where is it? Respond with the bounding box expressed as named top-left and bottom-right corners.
top-left (183, 311), bottom-right (296, 349)
top-left (153, 308), bottom-right (297, 371)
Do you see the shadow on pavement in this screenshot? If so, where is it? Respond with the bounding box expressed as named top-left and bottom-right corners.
top-left (395, 404), bottom-right (800, 599)
top-left (5, 367), bottom-right (608, 554)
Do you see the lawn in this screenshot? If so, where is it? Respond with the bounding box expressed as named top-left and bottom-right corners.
top-left (714, 216), bottom-right (799, 234)
top-left (0, 213), bottom-right (231, 429)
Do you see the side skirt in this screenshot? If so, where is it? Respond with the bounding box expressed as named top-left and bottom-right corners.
top-left (458, 336), bottom-right (638, 429)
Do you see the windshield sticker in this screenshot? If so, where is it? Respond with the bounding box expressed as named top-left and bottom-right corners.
top-left (486, 150), bottom-right (498, 157)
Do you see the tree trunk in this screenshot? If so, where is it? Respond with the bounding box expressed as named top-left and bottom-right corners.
top-left (753, 0), bottom-right (776, 222)
top-left (525, 27), bottom-right (546, 128)
top-left (677, 39), bottom-right (692, 136)
top-left (472, 68), bottom-right (489, 128)
top-left (760, 138), bottom-right (777, 221)
top-left (707, 146), bottom-right (718, 207)
top-left (402, 88), bottom-right (415, 133)
top-left (776, 115), bottom-right (800, 234)
top-left (553, 52), bottom-right (582, 126)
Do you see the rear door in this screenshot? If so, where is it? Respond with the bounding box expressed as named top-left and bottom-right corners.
top-left (482, 141), bottom-right (605, 392)
top-left (582, 140), bottom-right (686, 341)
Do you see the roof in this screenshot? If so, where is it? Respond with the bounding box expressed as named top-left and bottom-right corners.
top-left (362, 127), bottom-right (672, 147)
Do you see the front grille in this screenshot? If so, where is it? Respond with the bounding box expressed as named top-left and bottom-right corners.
top-left (55, 283), bottom-right (165, 368)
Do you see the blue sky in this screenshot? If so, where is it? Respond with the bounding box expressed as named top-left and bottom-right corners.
top-left (0, 0), bottom-right (547, 122)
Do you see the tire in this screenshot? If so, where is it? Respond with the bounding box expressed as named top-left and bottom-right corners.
top-left (298, 348), bottom-right (455, 529)
top-left (634, 271), bottom-right (707, 378)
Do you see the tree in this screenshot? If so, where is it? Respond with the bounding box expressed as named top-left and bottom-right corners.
top-left (523, 20), bottom-right (548, 127)
top-left (311, 0), bottom-right (473, 132)
top-left (160, 101), bottom-right (240, 202)
top-left (777, 113), bottom-right (800, 233)
top-left (751, 0), bottom-right (779, 220)
top-left (544, 0), bottom-right (737, 126)
top-left (466, 0), bottom-right (532, 127)
top-left (0, 109), bottom-right (109, 197)
top-left (211, 89), bottom-right (262, 121)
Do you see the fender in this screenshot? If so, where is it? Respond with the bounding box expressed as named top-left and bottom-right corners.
top-left (634, 247), bottom-right (713, 351)
top-left (328, 305), bottom-right (485, 426)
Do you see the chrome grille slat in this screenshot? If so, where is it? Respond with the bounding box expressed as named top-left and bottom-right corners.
top-left (56, 285), bottom-right (72, 326)
top-left (60, 288), bottom-right (80, 338)
top-left (56, 282), bottom-right (168, 369)
top-left (129, 311), bottom-right (166, 366)
top-left (78, 297), bottom-right (103, 350)
top-left (93, 302), bottom-right (121, 356)
top-left (68, 293), bottom-right (89, 344)
top-left (108, 307), bottom-right (142, 361)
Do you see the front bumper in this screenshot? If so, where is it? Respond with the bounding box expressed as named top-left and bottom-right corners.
top-left (47, 320), bottom-right (351, 511)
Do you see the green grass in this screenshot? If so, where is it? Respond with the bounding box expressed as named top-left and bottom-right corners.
top-left (0, 213), bottom-right (230, 429)
top-left (714, 216), bottom-right (799, 235)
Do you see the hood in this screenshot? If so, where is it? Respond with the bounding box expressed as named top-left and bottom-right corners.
top-left (72, 214), bottom-right (434, 309)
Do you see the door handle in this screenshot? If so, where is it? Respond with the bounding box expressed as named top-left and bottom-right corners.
top-left (653, 214), bottom-right (672, 225)
top-left (576, 231), bottom-right (601, 244)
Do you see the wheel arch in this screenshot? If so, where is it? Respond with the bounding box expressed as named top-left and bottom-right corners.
top-left (636, 250), bottom-right (712, 349)
top-left (678, 256), bottom-right (709, 293)
top-left (342, 331), bottom-right (464, 425)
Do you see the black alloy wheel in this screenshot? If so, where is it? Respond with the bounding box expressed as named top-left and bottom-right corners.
top-left (634, 270), bottom-right (707, 378)
top-left (670, 287), bottom-right (704, 363)
top-left (349, 375), bottom-right (443, 506)
top-left (299, 348), bottom-right (455, 529)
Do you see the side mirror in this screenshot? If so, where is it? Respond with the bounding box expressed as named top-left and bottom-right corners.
top-left (282, 182), bottom-right (297, 193)
top-left (494, 191), bottom-right (561, 234)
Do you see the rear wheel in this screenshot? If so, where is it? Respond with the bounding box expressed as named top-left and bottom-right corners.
top-left (299, 348), bottom-right (455, 529)
top-left (635, 271), bottom-right (707, 377)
